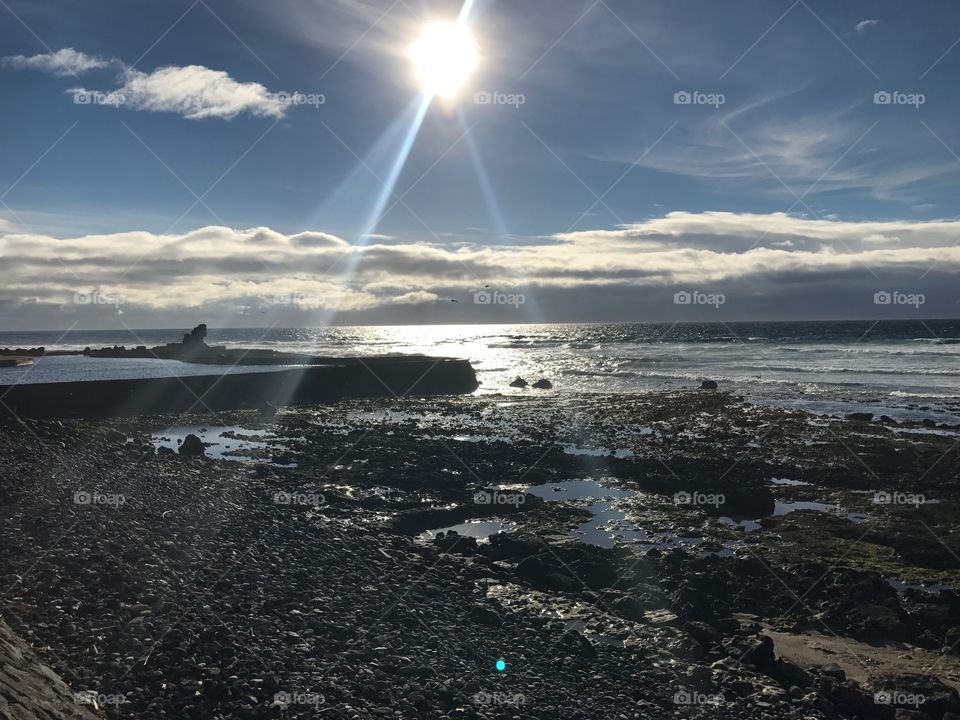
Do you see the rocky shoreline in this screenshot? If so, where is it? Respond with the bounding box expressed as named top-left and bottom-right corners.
top-left (1, 390), bottom-right (958, 718)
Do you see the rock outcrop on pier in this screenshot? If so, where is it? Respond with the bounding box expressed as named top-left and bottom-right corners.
top-left (0, 355), bottom-right (480, 419)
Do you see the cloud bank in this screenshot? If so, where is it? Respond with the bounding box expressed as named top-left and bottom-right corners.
top-left (0, 212), bottom-right (956, 328)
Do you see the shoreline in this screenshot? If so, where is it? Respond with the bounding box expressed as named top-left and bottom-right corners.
top-left (1, 390), bottom-right (958, 718)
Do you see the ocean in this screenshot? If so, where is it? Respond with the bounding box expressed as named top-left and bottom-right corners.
top-left (1, 320), bottom-right (959, 423)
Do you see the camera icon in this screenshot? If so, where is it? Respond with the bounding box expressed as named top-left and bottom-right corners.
top-left (673, 91), bottom-right (691, 105)
top-left (74, 491), bottom-right (92, 505)
top-left (673, 690), bottom-right (692, 704)
top-left (274, 692), bottom-right (292, 705)
top-left (473, 691), bottom-right (492, 705)
top-left (873, 491), bottom-right (892, 505)
top-left (673, 491), bottom-right (691, 505)
top-left (673, 290), bottom-right (692, 305)
top-left (474, 91), bottom-right (492, 105)
top-left (73, 91), bottom-right (91, 105)
top-left (273, 491), bottom-right (292, 505)
top-left (474, 290), bottom-right (492, 305)
top-left (73, 292), bottom-right (92, 305)
top-left (473, 491), bottom-right (492, 504)
top-left (874, 91), bottom-right (891, 105)
top-left (873, 290), bottom-right (892, 305)
top-left (873, 691), bottom-right (892, 705)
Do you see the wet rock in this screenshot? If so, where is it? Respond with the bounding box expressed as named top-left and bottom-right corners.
top-left (531, 379), bottom-right (553, 389)
top-left (700, 380), bottom-right (718, 390)
top-left (508, 377), bottom-right (528, 388)
top-left (157, 445), bottom-right (176, 456)
top-left (178, 434), bottom-right (206, 456)
top-left (846, 412), bottom-right (874, 422)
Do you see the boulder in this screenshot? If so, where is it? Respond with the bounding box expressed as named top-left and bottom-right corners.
top-left (531, 378), bottom-right (553, 389)
top-left (178, 434), bottom-right (206, 457)
top-left (700, 380), bottom-right (718, 390)
top-left (509, 377), bottom-right (528, 388)
top-left (846, 412), bottom-right (874, 422)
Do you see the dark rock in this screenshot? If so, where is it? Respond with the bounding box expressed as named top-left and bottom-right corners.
top-left (846, 412), bottom-right (874, 422)
top-left (700, 380), bottom-right (718, 390)
top-left (684, 621), bottom-right (722, 646)
top-left (509, 377), bottom-right (528, 388)
top-left (612, 596), bottom-right (648, 622)
top-left (467, 604), bottom-right (502, 627)
top-left (531, 378), bottom-right (553, 389)
top-left (740, 635), bottom-right (776, 672)
top-left (157, 446), bottom-right (176, 456)
top-left (820, 663), bottom-right (845, 680)
top-left (178, 434), bottom-right (206, 457)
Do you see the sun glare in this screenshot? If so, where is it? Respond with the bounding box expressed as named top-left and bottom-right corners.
top-left (409, 21), bottom-right (478, 99)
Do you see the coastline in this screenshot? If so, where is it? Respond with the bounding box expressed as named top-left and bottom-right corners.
top-left (1, 389), bottom-right (958, 717)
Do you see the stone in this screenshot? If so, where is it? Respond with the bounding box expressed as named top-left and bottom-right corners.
top-left (509, 377), bottom-right (528, 388)
top-left (178, 434), bottom-right (206, 457)
top-left (700, 380), bottom-right (718, 390)
top-left (531, 378), bottom-right (553, 389)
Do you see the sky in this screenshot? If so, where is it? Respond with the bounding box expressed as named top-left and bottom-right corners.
top-left (1, 0), bottom-right (959, 329)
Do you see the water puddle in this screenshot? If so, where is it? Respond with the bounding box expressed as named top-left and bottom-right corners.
top-left (886, 578), bottom-right (950, 594)
top-left (524, 478), bottom-right (712, 552)
top-left (774, 500), bottom-right (837, 516)
top-left (720, 500), bottom-right (874, 533)
top-left (152, 425), bottom-right (289, 463)
top-left (563, 446), bottom-right (636, 458)
top-left (418, 519), bottom-right (516, 542)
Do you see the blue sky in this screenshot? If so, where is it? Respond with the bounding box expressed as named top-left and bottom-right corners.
top-left (1, 0), bottom-right (959, 328)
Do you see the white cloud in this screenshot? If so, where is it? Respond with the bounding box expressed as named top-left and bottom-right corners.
top-left (76, 65), bottom-right (288, 120)
top-left (3, 47), bottom-right (293, 120)
top-left (606, 97), bottom-right (959, 200)
top-left (2, 47), bottom-right (111, 76)
top-left (856, 19), bottom-right (879, 34)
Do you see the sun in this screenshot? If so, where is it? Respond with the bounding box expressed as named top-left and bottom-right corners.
top-left (409, 21), bottom-right (478, 99)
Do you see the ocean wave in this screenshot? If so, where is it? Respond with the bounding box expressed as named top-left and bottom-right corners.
top-left (561, 369), bottom-right (638, 378)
